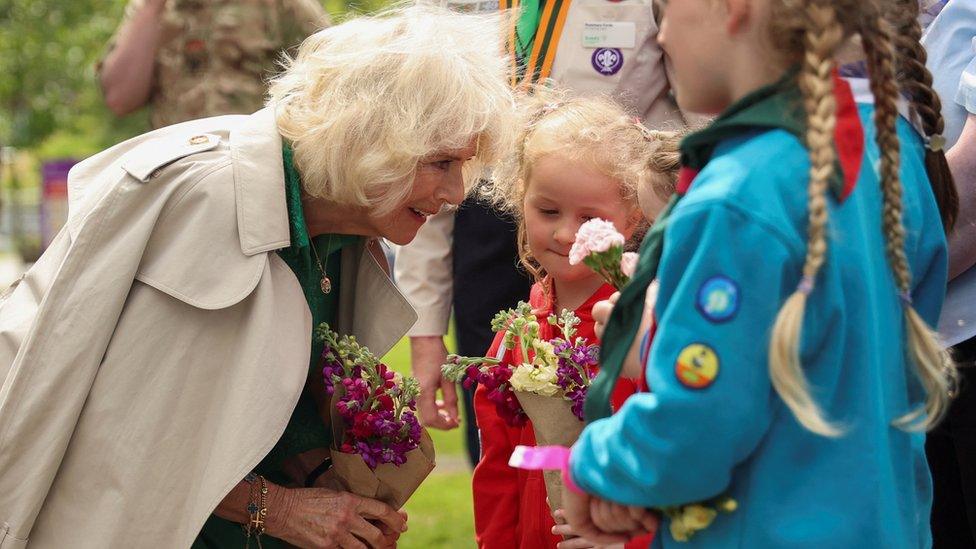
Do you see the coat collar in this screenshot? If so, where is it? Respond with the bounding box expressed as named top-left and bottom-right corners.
top-left (230, 106), bottom-right (292, 256)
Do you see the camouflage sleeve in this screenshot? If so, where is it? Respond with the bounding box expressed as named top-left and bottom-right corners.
top-left (96, 0), bottom-right (146, 76)
top-left (281, 0), bottom-right (330, 50)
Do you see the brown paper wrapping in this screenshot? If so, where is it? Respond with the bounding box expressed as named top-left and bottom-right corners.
top-left (514, 390), bottom-right (584, 515)
top-left (318, 387), bottom-right (436, 509)
top-left (319, 431), bottom-right (436, 509)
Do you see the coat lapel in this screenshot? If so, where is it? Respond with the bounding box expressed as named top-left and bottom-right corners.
top-left (231, 107), bottom-right (291, 256)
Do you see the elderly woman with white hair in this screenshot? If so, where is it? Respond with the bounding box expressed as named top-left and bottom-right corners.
top-left (0, 6), bottom-right (515, 549)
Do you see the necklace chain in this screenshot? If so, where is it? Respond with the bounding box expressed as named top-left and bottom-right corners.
top-left (310, 233), bottom-right (335, 294)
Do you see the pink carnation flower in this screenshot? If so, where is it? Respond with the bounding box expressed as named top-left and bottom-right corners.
top-left (569, 219), bottom-right (626, 265)
top-left (620, 252), bottom-right (639, 277)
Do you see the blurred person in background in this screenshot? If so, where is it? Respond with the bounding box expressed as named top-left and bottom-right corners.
top-left (97, 0), bottom-right (328, 129)
top-left (396, 0), bottom-right (704, 468)
top-left (922, 1), bottom-right (976, 546)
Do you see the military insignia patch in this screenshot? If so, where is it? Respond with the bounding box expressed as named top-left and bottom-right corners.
top-left (674, 343), bottom-right (719, 389)
top-left (696, 275), bottom-right (739, 323)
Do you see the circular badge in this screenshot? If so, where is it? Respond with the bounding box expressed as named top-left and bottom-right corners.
top-left (696, 276), bottom-right (740, 323)
top-left (591, 48), bottom-right (624, 76)
top-left (674, 343), bottom-right (720, 390)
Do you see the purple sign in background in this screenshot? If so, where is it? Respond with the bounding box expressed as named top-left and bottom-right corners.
top-left (40, 159), bottom-right (77, 249)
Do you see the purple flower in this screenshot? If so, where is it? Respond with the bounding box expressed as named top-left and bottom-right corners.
top-left (571, 344), bottom-right (599, 368)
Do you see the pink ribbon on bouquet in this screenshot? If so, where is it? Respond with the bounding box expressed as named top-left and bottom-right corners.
top-left (509, 445), bottom-right (585, 494)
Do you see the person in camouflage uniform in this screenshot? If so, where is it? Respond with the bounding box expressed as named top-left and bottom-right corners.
top-left (98, 0), bottom-right (328, 129)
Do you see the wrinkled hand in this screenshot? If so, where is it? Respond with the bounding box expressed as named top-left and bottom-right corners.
top-left (271, 487), bottom-right (407, 548)
top-left (410, 336), bottom-right (459, 430)
top-left (560, 486), bottom-right (631, 546)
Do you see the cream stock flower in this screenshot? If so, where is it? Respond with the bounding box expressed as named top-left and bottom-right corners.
top-left (510, 363), bottom-right (561, 396)
top-left (531, 340), bottom-right (559, 368)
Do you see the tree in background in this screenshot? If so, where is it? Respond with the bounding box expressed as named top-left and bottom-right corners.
top-left (0, 0), bottom-right (391, 155)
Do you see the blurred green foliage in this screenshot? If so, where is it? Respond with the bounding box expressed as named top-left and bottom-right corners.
top-left (0, 0), bottom-right (393, 156)
top-left (0, 0), bottom-right (146, 154)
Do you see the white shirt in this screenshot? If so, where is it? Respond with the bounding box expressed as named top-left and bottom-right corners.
top-left (923, 0), bottom-right (976, 346)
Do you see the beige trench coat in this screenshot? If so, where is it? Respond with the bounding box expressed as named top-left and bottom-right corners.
top-left (0, 108), bottom-right (417, 548)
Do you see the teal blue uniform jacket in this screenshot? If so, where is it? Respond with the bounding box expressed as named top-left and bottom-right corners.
top-left (570, 106), bottom-right (947, 548)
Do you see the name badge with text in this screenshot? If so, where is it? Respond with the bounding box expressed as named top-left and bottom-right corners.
top-left (582, 21), bottom-right (637, 49)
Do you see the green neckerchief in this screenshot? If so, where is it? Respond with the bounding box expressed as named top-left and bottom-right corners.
top-left (584, 68), bottom-right (844, 421)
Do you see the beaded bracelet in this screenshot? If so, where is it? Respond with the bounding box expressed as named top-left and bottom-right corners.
top-left (243, 473), bottom-right (268, 549)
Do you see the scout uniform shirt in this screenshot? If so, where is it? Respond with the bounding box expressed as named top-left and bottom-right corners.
top-left (100, 0), bottom-right (328, 129)
top-left (498, 0), bottom-right (692, 127)
top-left (571, 78), bottom-right (948, 547)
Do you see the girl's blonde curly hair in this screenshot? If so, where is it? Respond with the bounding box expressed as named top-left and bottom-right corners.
top-left (480, 86), bottom-right (684, 282)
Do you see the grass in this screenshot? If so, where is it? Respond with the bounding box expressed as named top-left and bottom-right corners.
top-left (382, 333), bottom-right (477, 549)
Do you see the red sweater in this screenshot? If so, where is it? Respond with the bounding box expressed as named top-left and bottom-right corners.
top-left (472, 282), bottom-right (653, 549)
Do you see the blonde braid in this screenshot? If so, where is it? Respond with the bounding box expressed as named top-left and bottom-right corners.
top-left (861, 12), bottom-right (956, 431)
top-left (768, 2), bottom-right (844, 437)
top-left (887, 0), bottom-right (959, 232)
top-left (644, 129), bottom-right (683, 202)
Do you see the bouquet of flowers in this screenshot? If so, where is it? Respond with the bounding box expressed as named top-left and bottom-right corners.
top-left (442, 302), bottom-right (600, 514)
top-left (315, 324), bottom-right (435, 509)
top-left (569, 218), bottom-right (638, 290)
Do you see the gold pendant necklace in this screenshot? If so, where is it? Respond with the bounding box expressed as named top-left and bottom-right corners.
top-left (310, 234), bottom-right (335, 294)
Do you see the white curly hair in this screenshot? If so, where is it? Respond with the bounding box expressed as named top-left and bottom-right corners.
top-left (268, 3), bottom-right (518, 213)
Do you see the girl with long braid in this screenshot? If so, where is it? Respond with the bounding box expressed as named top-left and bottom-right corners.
top-left (880, 1), bottom-right (976, 545)
top-left (552, 0), bottom-right (955, 546)
top-left (885, 0), bottom-right (958, 235)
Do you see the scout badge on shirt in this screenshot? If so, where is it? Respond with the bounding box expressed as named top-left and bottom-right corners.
top-left (591, 48), bottom-right (624, 76)
top-left (696, 275), bottom-right (740, 323)
top-left (674, 343), bottom-right (719, 389)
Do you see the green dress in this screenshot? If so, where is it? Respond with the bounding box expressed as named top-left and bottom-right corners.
top-left (192, 145), bottom-right (360, 548)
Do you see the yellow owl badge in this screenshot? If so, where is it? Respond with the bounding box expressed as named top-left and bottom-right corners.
top-left (674, 343), bottom-right (720, 389)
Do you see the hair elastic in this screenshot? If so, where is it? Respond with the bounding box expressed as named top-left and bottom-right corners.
top-left (924, 133), bottom-right (946, 152)
top-left (898, 290), bottom-right (913, 306)
top-left (797, 275), bottom-right (815, 295)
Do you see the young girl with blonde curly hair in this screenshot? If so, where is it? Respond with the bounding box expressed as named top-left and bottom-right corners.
top-left (471, 89), bottom-right (683, 549)
top-left (558, 0), bottom-right (958, 547)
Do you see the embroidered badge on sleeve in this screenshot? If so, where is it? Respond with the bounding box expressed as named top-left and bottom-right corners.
top-left (696, 275), bottom-right (740, 323)
top-left (675, 343), bottom-right (719, 389)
